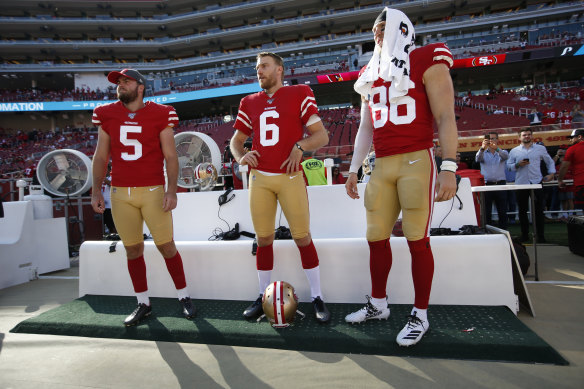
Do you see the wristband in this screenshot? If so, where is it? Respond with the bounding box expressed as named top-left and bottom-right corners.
top-left (295, 142), bottom-right (304, 152)
top-left (440, 160), bottom-right (457, 173)
top-left (443, 158), bottom-right (456, 162)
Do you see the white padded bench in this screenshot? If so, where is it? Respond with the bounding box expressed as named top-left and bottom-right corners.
top-left (80, 179), bottom-right (519, 314)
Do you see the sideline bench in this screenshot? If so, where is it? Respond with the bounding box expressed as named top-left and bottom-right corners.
top-left (80, 179), bottom-right (519, 313)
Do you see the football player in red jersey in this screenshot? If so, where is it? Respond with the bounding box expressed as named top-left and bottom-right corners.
top-left (91, 69), bottom-right (195, 326)
top-left (344, 8), bottom-right (458, 346)
top-left (230, 52), bottom-right (331, 323)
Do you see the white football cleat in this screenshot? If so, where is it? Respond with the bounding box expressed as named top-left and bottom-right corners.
top-left (345, 295), bottom-right (390, 324)
top-left (396, 314), bottom-right (429, 347)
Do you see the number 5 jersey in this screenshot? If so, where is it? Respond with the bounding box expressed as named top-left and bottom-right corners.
top-left (233, 84), bottom-right (319, 174)
top-left (92, 101), bottom-right (179, 187)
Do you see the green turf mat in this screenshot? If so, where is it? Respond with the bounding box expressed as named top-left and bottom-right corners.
top-left (10, 295), bottom-right (568, 365)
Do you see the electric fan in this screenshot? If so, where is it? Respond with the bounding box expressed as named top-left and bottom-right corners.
top-left (36, 149), bottom-right (92, 197)
top-left (174, 131), bottom-right (221, 191)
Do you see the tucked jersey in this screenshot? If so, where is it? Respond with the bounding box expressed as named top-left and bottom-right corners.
top-left (364, 43), bottom-right (453, 158)
top-left (565, 141), bottom-right (584, 187)
top-left (92, 101), bottom-right (178, 187)
top-left (233, 85), bottom-right (319, 173)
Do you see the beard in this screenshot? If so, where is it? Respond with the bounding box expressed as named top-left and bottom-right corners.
top-left (118, 85), bottom-right (139, 104)
top-left (259, 74), bottom-right (277, 90)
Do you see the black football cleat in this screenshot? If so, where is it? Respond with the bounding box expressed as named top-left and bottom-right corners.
top-left (243, 295), bottom-right (264, 319)
top-left (180, 298), bottom-right (196, 319)
top-left (124, 303), bottom-right (152, 326)
top-left (312, 296), bottom-right (331, 323)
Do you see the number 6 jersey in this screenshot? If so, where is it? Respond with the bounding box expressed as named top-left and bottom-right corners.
top-left (366, 43), bottom-right (453, 158)
top-left (234, 84), bottom-right (319, 173)
top-left (92, 101), bottom-right (179, 187)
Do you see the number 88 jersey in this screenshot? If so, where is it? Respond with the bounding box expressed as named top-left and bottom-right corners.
top-left (234, 84), bottom-right (319, 174)
top-left (92, 101), bottom-right (179, 187)
top-left (368, 43), bottom-right (453, 158)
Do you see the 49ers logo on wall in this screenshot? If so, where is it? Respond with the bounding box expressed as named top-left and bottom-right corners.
top-left (471, 55), bottom-right (499, 66)
top-left (453, 54), bottom-right (506, 69)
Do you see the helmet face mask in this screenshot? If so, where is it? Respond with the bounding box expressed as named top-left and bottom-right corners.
top-left (262, 281), bottom-right (298, 328)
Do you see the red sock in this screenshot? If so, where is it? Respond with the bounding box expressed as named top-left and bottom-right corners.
top-left (164, 251), bottom-right (187, 290)
top-left (127, 255), bottom-right (148, 293)
top-left (408, 238), bottom-right (434, 309)
top-left (256, 243), bottom-right (274, 271)
top-left (298, 240), bottom-right (319, 269)
top-left (369, 239), bottom-right (392, 299)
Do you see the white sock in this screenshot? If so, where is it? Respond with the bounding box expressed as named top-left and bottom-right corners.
top-left (304, 266), bottom-right (323, 300)
top-left (176, 287), bottom-right (189, 300)
top-left (136, 292), bottom-right (150, 306)
top-left (258, 270), bottom-right (272, 295)
top-left (371, 297), bottom-right (388, 310)
top-left (411, 307), bottom-right (428, 323)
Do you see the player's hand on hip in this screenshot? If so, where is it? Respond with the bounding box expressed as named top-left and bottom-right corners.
top-left (345, 173), bottom-right (360, 199)
top-left (435, 171), bottom-right (457, 202)
top-left (240, 150), bottom-right (260, 167)
top-left (91, 193), bottom-right (105, 214)
top-left (162, 192), bottom-right (178, 212)
top-left (280, 146), bottom-right (303, 174)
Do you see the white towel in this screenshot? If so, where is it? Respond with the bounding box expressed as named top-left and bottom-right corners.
top-left (354, 8), bottom-right (416, 102)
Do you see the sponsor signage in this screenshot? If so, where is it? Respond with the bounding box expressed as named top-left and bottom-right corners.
top-left (0, 83), bottom-right (262, 112)
top-left (453, 129), bottom-right (572, 153)
top-left (555, 44), bottom-right (584, 57)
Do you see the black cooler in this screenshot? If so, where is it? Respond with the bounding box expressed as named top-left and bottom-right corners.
top-left (567, 216), bottom-right (584, 256)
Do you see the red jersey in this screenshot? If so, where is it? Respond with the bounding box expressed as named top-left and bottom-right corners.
top-left (233, 84), bottom-right (319, 173)
top-left (565, 141), bottom-right (584, 187)
top-left (560, 115), bottom-right (573, 129)
top-left (542, 109), bottom-right (559, 124)
top-left (365, 43), bottom-right (453, 158)
top-left (92, 101), bottom-right (179, 187)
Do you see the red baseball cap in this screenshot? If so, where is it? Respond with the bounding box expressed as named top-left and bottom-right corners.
top-left (107, 68), bottom-right (146, 85)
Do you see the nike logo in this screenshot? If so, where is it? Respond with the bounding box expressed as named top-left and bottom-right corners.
top-left (289, 175), bottom-right (298, 180)
top-left (149, 187), bottom-right (159, 191)
top-left (409, 159), bottom-right (421, 165)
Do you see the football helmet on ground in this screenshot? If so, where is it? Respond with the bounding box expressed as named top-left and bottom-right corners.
top-left (262, 281), bottom-right (299, 328)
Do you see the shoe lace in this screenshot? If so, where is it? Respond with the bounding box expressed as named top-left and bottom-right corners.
top-left (313, 296), bottom-right (324, 310)
top-left (405, 314), bottom-right (423, 330)
top-left (180, 298), bottom-right (192, 307)
top-left (131, 303), bottom-right (148, 315)
top-left (363, 295), bottom-right (380, 315)
top-left (252, 295), bottom-right (263, 306)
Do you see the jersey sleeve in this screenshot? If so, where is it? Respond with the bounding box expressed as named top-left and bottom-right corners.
top-left (92, 106), bottom-right (103, 127)
top-left (233, 97), bottom-right (253, 136)
top-left (166, 105), bottom-right (179, 128)
top-left (430, 43), bottom-right (453, 69)
top-left (299, 85), bottom-right (319, 125)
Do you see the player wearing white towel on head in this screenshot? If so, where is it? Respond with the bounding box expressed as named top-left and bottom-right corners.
top-left (344, 8), bottom-right (459, 347)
